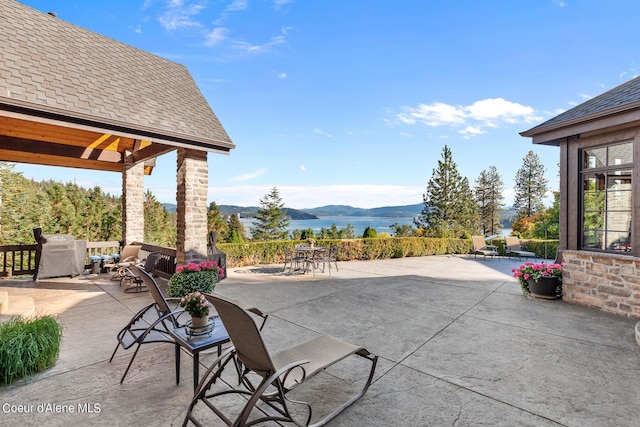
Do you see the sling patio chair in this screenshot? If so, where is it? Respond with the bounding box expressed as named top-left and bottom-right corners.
top-left (471, 235), bottom-right (499, 260)
top-left (183, 293), bottom-right (378, 427)
top-left (109, 264), bottom-right (187, 383)
top-left (504, 236), bottom-right (537, 260)
top-left (105, 244), bottom-right (142, 284)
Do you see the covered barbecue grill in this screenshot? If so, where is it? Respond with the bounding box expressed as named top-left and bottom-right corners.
top-left (33, 228), bottom-right (87, 281)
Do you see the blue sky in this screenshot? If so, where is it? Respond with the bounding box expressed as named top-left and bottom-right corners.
top-left (13, 0), bottom-right (640, 209)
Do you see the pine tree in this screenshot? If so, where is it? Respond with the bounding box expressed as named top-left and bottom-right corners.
top-left (475, 166), bottom-right (504, 236)
top-left (226, 214), bottom-right (247, 243)
top-left (250, 187), bottom-right (290, 241)
top-left (414, 145), bottom-right (480, 238)
top-left (0, 163), bottom-right (55, 244)
top-left (143, 190), bottom-right (175, 246)
top-left (513, 150), bottom-right (549, 219)
top-left (207, 202), bottom-right (229, 239)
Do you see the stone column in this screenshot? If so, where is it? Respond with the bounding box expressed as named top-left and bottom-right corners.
top-left (176, 148), bottom-right (208, 265)
top-left (122, 156), bottom-right (145, 244)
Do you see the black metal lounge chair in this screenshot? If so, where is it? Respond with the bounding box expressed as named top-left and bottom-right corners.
top-left (183, 293), bottom-right (378, 427)
top-left (109, 264), bottom-right (186, 383)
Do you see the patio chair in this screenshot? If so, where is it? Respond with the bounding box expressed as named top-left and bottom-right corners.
top-left (471, 235), bottom-right (499, 260)
top-left (317, 244), bottom-right (339, 275)
top-left (504, 236), bottom-right (537, 260)
top-left (118, 252), bottom-right (161, 293)
top-left (283, 246), bottom-right (303, 273)
top-left (109, 265), bottom-right (187, 383)
top-left (105, 244), bottom-right (142, 284)
top-left (183, 293), bottom-right (378, 427)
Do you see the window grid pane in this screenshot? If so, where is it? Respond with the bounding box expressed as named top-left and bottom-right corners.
top-left (580, 144), bottom-right (633, 252)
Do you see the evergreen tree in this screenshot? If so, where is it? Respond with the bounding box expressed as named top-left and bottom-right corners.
top-left (45, 181), bottom-right (77, 235)
top-left (362, 226), bottom-right (378, 238)
top-left (0, 163), bottom-right (55, 244)
top-left (207, 202), bottom-right (229, 239)
top-left (250, 187), bottom-right (290, 241)
top-left (226, 214), bottom-right (247, 243)
top-left (143, 190), bottom-right (175, 246)
top-left (513, 150), bottom-right (549, 219)
top-left (414, 145), bottom-right (480, 238)
top-left (475, 166), bottom-right (504, 236)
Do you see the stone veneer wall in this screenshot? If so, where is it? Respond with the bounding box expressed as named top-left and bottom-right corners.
top-left (122, 160), bottom-right (145, 244)
top-left (562, 250), bottom-right (640, 319)
top-left (176, 148), bottom-right (208, 265)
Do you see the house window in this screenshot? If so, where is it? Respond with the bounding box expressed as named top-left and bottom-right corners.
top-left (580, 141), bottom-right (633, 252)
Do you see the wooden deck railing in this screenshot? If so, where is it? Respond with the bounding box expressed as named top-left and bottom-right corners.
top-left (0, 241), bottom-right (177, 279)
top-left (0, 245), bottom-right (38, 277)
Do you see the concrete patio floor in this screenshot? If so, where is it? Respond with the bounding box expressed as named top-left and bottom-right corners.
top-left (1, 255), bottom-right (639, 426)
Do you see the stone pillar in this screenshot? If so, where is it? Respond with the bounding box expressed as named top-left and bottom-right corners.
top-left (122, 157), bottom-right (145, 245)
top-left (176, 148), bottom-right (208, 265)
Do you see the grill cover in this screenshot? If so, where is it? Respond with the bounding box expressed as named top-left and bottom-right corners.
top-left (34, 232), bottom-right (87, 280)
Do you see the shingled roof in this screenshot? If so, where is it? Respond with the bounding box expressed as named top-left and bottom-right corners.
top-left (0, 0), bottom-right (234, 153)
top-left (521, 75), bottom-right (640, 145)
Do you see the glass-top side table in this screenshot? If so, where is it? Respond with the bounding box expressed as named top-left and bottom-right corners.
top-left (168, 316), bottom-right (230, 390)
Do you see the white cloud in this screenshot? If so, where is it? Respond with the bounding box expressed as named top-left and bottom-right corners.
top-left (158, 1), bottom-right (206, 31)
top-left (226, 0), bottom-right (248, 12)
top-left (276, 71), bottom-right (287, 79)
top-left (205, 27), bottom-right (228, 46)
top-left (273, 0), bottom-right (293, 10)
top-left (396, 97), bottom-right (541, 138)
top-left (231, 33), bottom-right (287, 53)
top-left (312, 128), bottom-right (333, 138)
top-left (300, 164), bottom-right (306, 172)
top-left (229, 168), bottom-right (268, 182)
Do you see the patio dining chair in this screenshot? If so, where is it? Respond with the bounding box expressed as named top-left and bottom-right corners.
top-left (283, 246), bottom-right (303, 273)
top-left (109, 265), bottom-right (187, 383)
top-left (471, 235), bottom-right (499, 260)
top-left (183, 293), bottom-right (378, 427)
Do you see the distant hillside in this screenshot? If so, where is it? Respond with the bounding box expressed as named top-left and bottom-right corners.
top-left (162, 203), bottom-right (317, 220)
top-left (303, 204), bottom-right (423, 217)
top-left (163, 202), bottom-right (517, 224)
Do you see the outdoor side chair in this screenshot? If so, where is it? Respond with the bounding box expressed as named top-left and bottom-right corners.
top-left (109, 265), bottom-right (187, 383)
top-left (504, 236), bottom-right (537, 260)
top-left (283, 246), bottom-right (303, 273)
top-left (471, 235), bottom-right (499, 260)
top-left (183, 293), bottom-right (378, 427)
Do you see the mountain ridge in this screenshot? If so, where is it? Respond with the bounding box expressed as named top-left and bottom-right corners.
top-left (161, 203), bottom-right (424, 219)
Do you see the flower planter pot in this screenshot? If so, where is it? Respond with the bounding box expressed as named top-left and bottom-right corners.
top-left (527, 277), bottom-right (561, 300)
top-left (190, 315), bottom-right (209, 328)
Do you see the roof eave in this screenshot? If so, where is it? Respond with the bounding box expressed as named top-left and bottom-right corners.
top-left (0, 97), bottom-right (235, 154)
top-left (520, 101), bottom-right (640, 145)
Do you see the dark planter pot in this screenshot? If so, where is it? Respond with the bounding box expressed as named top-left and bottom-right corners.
top-left (527, 277), bottom-right (561, 300)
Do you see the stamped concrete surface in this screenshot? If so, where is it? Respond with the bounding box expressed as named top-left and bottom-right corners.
top-left (0, 255), bottom-right (638, 426)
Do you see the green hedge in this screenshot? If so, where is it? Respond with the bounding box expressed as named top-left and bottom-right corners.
top-left (218, 236), bottom-right (561, 268)
top-left (486, 238), bottom-right (560, 260)
top-left (0, 315), bottom-right (63, 385)
top-left (219, 237), bottom-right (472, 267)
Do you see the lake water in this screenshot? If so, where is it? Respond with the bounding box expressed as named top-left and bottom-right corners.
top-left (241, 216), bottom-right (512, 239)
top-left (241, 216), bottom-right (416, 238)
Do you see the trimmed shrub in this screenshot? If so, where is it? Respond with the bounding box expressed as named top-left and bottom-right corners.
top-left (219, 237), bottom-right (475, 267)
top-left (0, 315), bottom-right (62, 385)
